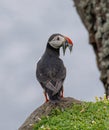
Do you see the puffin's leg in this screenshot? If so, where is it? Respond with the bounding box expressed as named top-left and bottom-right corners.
top-left (61, 88), bottom-right (64, 98)
top-left (44, 91), bottom-right (49, 102)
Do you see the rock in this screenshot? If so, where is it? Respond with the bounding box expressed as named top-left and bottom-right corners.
top-left (73, 0), bottom-right (109, 98)
top-left (18, 97), bottom-right (81, 130)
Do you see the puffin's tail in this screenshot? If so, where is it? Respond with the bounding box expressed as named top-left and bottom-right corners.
top-left (47, 87), bottom-right (62, 103)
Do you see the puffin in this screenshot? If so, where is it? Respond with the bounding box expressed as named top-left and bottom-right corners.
top-left (36, 33), bottom-right (73, 103)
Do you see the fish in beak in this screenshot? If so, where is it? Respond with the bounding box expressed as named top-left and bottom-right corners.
top-left (62, 36), bottom-right (73, 55)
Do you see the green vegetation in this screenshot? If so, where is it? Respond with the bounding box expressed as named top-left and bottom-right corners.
top-left (33, 96), bottom-right (109, 130)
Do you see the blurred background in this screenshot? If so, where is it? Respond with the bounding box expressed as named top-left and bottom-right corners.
top-left (0, 0), bottom-right (104, 130)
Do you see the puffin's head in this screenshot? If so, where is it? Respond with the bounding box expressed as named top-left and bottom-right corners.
top-left (48, 33), bottom-right (73, 54)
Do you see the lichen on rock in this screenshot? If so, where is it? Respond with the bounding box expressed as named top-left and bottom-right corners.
top-left (73, 0), bottom-right (109, 97)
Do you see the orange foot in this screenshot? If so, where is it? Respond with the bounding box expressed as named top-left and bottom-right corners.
top-left (44, 91), bottom-right (49, 102)
top-left (61, 89), bottom-right (64, 98)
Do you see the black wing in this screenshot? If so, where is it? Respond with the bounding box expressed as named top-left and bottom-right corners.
top-left (36, 57), bottom-right (66, 95)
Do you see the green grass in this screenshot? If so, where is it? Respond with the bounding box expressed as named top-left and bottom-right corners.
top-left (33, 97), bottom-right (109, 130)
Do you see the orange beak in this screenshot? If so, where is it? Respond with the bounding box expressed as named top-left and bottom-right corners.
top-left (62, 36), bottom-right (73, 55)
top-left (64, 36), bottom-right (73, 45)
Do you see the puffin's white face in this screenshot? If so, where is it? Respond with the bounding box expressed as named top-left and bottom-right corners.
top-left (48, 34), bottom-right (73, 55)
top-left (49, 35), bottom-right (65, 49)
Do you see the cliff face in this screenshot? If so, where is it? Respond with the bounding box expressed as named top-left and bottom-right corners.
top-left (18, 97), bottom-right (81, 130)
top-left (73, 0), bottom-right (109, 98)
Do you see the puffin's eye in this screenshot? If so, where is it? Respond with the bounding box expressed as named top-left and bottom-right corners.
top-left (57, 37), bottom-right (60, 40)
